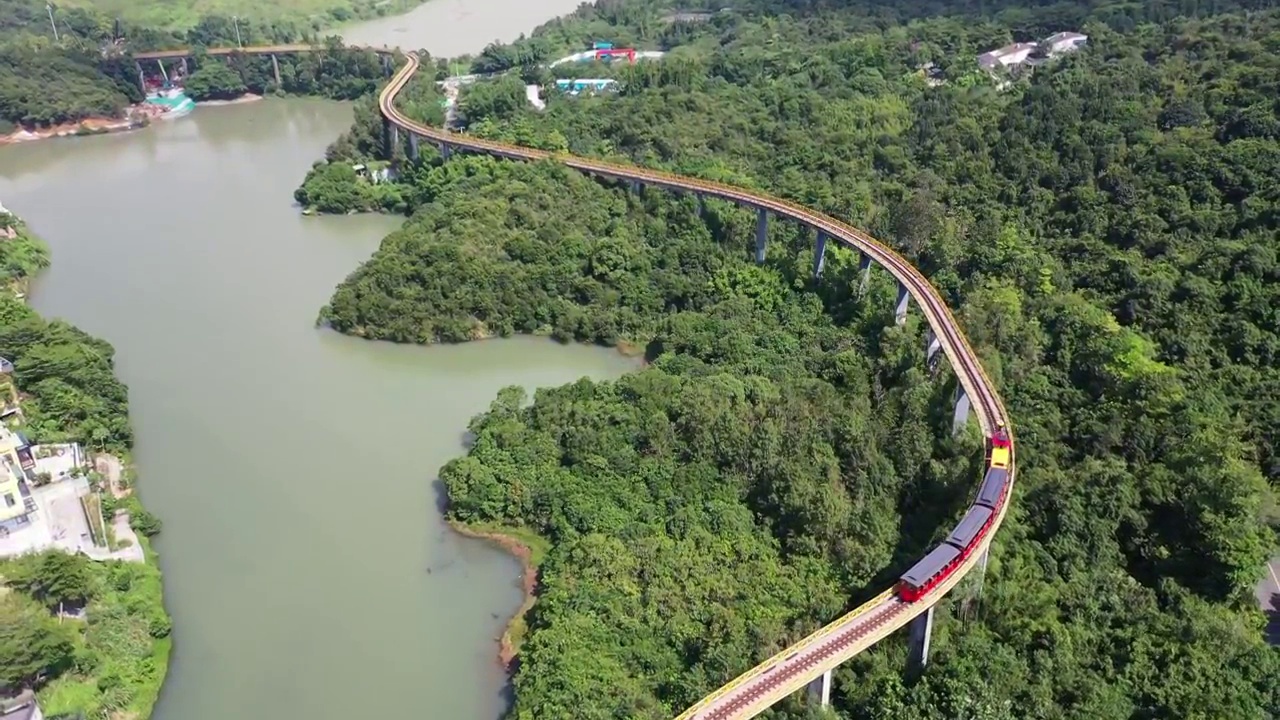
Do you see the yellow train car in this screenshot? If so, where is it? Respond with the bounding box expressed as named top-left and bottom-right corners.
top-left (990, 444), bottom-right (1011, 469)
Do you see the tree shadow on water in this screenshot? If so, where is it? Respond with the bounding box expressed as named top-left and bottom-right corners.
top-left (431, 477), bottom-right (450, 516)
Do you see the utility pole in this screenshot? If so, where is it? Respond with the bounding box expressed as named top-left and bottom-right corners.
top-left (232, 15), bottom-right (243, 48)
top-left (46, 3), bottom-right (59, 42)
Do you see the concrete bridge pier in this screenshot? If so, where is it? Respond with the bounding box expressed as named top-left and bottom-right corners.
top-left (906, 605), bottom-right (935, 672)
top-left (697, 194), bottom-right (707, 219)
top-left (408, 133), bottom-right (420, 162)
top-left (271, 53), bottom-right (282, 86)
top-left (384, 119), bottom-right (400, 159)
top-left (807, 668), bottom-right (833, 707)
top-left (755, 207), bottom-right (768, 264)
top-left (858, 253), bottom-right (873, 295)
top-left (380, 53), bottom-right (394, 76)
top-left (925, 328), bottom-right (942, 367)
top-left (135, 62), bottom-right (145, 93)
top-left (630, 179), bottom-right (643, 194)
top-left (180, 57), bottom-right (189, 77)
top-left (895, 281), bottom-right (910, 325)
top-left (953, 384), bottom-right (971, 433)
top-left (812, 229), bottom-right (828, 278)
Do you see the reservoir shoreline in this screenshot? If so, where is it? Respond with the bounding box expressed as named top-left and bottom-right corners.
top-left (447, 520), bottom-right (544, 668)
top-left (2, 3), bottom-right (618, 718)
top-left (3, 89), bottom-right (633, 720)
top-left (0, 209), bottom-right (171, 719)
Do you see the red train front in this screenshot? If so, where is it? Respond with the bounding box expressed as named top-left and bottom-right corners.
top-left (895, 422), bottom-right (1012, 602)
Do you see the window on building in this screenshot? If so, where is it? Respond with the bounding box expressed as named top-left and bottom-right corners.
top-left (4, 492), bottom-right (14, 507)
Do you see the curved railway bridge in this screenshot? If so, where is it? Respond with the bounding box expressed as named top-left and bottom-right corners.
top-left (379, 52), bottom-right (1017, 720)
top-left (136, 42), bottom-right (1017, 720)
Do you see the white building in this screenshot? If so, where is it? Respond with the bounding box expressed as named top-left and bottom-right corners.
top-left (977, 32), bottom-right (1088, 73)
top-left (978, 43), bottom-right (1038, 71)
top-left (1043, 31), bottom-right (1088, 56)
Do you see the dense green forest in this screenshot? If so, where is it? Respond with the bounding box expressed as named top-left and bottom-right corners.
top-left (293, 66), bottom-right (446, 213)
top-left (179, 39), bottom-right (392, 101)
top-left (0, 213), bottom-right (168, 718)
top-left (0, 295), bottom-right (133, 450)
top-left (310, 0), bottom-right (1280, 718)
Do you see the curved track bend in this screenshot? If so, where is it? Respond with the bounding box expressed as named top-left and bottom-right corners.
top-left (145, 43), bottom-right (1016, 720)
top-left (377, 51), bottom-right (1017, 720)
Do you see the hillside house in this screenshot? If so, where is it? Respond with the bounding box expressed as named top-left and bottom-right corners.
top-left (978, 43), bottom-right (1037, 71)
top-left (978, 32), bottom-right (1088, 73)
top-left (1043, 31), bottom-right (1088, 55)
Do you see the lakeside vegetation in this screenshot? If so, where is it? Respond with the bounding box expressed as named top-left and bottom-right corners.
top-left (0, 211), bottom-right (50, 293)
top-left (1, 548), bottom-right (170, 719)
top-left (0, 213), bottom-right (169, 718)
top-left (307, 0), bottom-right (1280, 718)
top-left (294, 65), bottom-right (446, 213)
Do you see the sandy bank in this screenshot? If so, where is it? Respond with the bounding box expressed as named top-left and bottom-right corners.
top-left (197, 93), bottom-right (265, 107)
top-left (447, 519), bottom-right (540, 668)
top-left (0, 116), bottom-right (143, 145)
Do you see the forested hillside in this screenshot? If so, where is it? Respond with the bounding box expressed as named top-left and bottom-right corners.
top-left (313, 1), bottom-right (1280, 719)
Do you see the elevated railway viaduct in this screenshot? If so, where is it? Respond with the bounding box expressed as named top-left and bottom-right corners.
top-left (142, 43), bottom-right (1017, 720)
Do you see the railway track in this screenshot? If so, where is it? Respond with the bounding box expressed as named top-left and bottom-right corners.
top-left (374, 51), bottom-right (1014, 720)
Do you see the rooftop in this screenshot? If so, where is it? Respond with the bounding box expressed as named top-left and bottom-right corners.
top-left (1044, 31), bottom-right (1088, 44)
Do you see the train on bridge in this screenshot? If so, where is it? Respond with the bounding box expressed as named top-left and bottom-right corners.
top-left (897, 423), bottom-right (1012, 602)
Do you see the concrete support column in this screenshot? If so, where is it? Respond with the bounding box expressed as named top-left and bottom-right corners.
top-left (630, 179), bottom-right (642, 194)
top-left (895, 281), bottom-right (911, 325)
top-left (907, 605), bottom-right (936, 671)
top-left (384, 119), bottom-right (399, 159)
top-left (180, 57), bottom-right (189, 77)
top-left (953, 384), bottom-right (971, 434)
top-left (408, 133), bottom-right (420, 162)
top-left (925, 328), bottom-right (942, 365)
top-left (136, 62), bottom-right (145, 93)
top-left (755, 207), bottom-right (768, 264)
top-left (858, 253), bottom-right (873, 294)
top-left (697, 194), bottom-right (707, 218)
top-left (271, 53), bottom-right (282, 86)
top-left (807, 668), bottom-right (833, 707)
top-left (812, 230), bottom-right (828, 279)
top-left (439, 143), bottom-right (452, 160)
